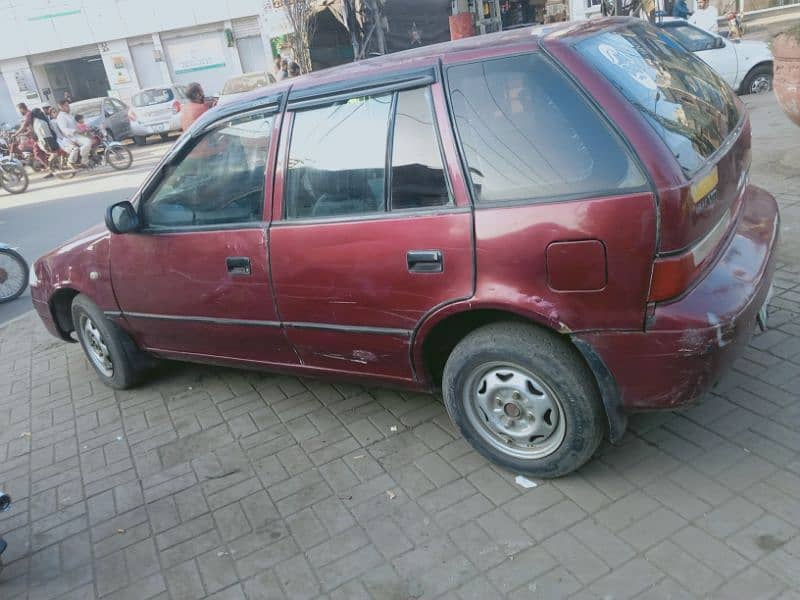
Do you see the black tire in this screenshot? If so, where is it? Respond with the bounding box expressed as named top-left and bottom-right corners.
top-left (71, 294), bottom-right (152, 389)
top-left (740, 63), bottom-right (773, 95)
top-left (133, 135), bottom-right (147, 146)
top-left (1, 164), bottom-right (28, 194)
top-left (106, 145), bottom-right (133, 171)
top-left (159, 133), bottom-right (170, 141)
top-left (442, 322), bottom-right (605, 478)
top-left (0, 247), bottom-right (29, 303)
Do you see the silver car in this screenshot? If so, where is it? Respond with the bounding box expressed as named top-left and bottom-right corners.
top-left (129, 85), bottom-right (188, 145)
top-left (70, 97), bottom-right (132, 141)
top-left (217, 72), bottom-right (276, 106)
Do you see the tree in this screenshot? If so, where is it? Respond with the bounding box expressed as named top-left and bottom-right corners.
top-left (278, 0), bottom-right (317, 73)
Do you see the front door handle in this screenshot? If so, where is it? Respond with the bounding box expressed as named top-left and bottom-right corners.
top-left (226, 256), bottom-right (251, 276)
top-left (407, 250), bottom-right (443, 273)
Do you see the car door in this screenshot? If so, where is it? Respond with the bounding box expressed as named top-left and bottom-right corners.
top-left (269, 78), bottom-right (474, 382)
top-left (110, 104), bottom-right (297, 366)
top-left (109, 98), bottom-right (132, 139)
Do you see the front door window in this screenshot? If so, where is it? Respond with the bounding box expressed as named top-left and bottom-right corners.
top-left (143, 112), bottom-right (274, 228)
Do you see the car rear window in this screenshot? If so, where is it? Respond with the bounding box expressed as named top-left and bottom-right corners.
top-left (132, 88), bottom-right (174, 107)
top-left (447, 53), bottom-right (646, 206)
top-left (575, 21), bottom-right (742, 175)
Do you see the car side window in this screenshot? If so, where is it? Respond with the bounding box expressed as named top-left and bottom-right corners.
top-left (285, 94), bottom-right (392, 220)
top-left (142, 112), bottom-right (273, 228)
top-left (447, 53), bottom-right (646, 206)
top-left (666, 23), bottom-right (718, 52)
top-left (391, 88), bottom-right (450, 210)
top-left (102, 100), bottom-right (115, 116)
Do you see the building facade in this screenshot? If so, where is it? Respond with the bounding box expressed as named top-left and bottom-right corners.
top-left (0, 0), bottom-right (275, 123)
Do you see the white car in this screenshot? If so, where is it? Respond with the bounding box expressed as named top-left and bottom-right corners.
top-left (128, 85), bottom-right (189, 146)
top-left (658, 18), bottom-right (773, 94)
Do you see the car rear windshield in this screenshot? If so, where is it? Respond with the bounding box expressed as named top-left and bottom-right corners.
top-left (575, 21), bottom-right (742, 175)
top-left (132, 88), bottom-right (174, 107)
top-left (222, 73), bottom-right (273, 96)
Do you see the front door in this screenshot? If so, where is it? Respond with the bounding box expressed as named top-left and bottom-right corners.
top-left (111, 108), bottom-right (296, 366)
top-left (269, 82), bottom-right (474, 383)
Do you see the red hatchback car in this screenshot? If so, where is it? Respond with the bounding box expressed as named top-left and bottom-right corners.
top-left (31, 19), bottom-right (779, 477)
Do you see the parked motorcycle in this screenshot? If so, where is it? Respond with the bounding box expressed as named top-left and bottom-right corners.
top-left (0, 244), bottom-right (29, 303)
top-left (0, 491), bottom-right (10, 576)
top-left (0, 155), bottom-right (29, 194)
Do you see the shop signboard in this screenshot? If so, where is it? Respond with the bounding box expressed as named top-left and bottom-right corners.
top-left (170, 37), bottom-right (227, 74)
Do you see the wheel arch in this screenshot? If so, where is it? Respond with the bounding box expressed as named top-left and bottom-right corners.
top-left (413, 304), bottom-right (627, 443)
top-left (49, 287), bottom-right (81, 341)
top-left (739, 60), bottom-right (773, 94)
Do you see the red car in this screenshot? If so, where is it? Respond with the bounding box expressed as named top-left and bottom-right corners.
top-left (31, 19), bottom-right (779, 477)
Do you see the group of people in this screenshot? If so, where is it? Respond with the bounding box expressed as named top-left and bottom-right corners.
top-left (14, 95), bottom-right (93, 175)
top-left (274, 56), bottom-right (302, 80)
top-left (672, 0), bottom-right (720, 33)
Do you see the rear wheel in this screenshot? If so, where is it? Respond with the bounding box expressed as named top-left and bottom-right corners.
top-left (1, 163), bottom-right (28, 194)
top-left (159, 133), bottom-right (170, 141)
top-left (133, 135), bottom-right (147, 146)
top-left (741, 64), bottom-right (773, 95)
top-left (71, 295), bottom-right (152, 389)
top-left (442, 323), bottom-right (605, 478)
top-left (106, 145), bottom-right (133, 171)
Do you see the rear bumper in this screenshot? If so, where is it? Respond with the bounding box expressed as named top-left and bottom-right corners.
top-left (576, 185), bottom-right (780, 411)
top-left (130, 116), bottom-right (181, 136)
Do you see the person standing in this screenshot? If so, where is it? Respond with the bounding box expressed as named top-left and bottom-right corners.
top-left (277, 59), bottom-right (289, 81)
top-left (690, 0), bottom-right (719, 32)
top-left (55, 99), bottom-right (91, 165)
top-left (273, 55), bottom-right (284, 79)
top-left (181, 82), bottom-right (210, 131)
top-left (288, 62), bottom-right (301, 78)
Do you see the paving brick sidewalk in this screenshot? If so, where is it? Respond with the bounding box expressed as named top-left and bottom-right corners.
top-left (1, 94), bottom-right (799, 600)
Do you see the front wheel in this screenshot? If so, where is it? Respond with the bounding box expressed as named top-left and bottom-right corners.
top-left (71, 294), bottom-right (152, 389)
top-left (0, 247), bottom-right (29, 303)
top-left (133, 136), bottom-right (147, 146)
top-left (442, 323), bottom-right (605, 478)
top-left (0, 163), bottom-right (29, 194)
top-left (741, 64), bottom-right (773, 95)
top-left (106, 145), bottom-right (133, 170)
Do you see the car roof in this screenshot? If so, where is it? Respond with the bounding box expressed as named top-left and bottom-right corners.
top-left (220, 18), bottom-right (619, 109)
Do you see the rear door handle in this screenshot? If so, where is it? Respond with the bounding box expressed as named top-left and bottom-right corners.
top-left (226, 256), bottom-right (251, 276)
top-left (407, 250), bottom-right (443, 273)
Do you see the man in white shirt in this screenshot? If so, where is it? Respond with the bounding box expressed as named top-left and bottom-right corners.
top-left (55, 100), bottom-right (91, 165)
top-left (690, 0), bottom-right (719, 33)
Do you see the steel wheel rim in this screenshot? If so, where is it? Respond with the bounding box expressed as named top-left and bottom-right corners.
top-left (750, 75), bottom-right (771, 94)
top-left (0, 253), bottom-right (25, 300)
top-left (463, 362), bottom-right (566, 460)
top-left (80, 316), bottom-right (113, 377)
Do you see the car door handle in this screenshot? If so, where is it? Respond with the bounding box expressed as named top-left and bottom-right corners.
top-left (226, 257), bottom-right (251, 276)
top-left (407, 250), bottom-right (443, 273)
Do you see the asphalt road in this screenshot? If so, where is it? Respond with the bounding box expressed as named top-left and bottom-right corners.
top-left (0, 139), bottom-right (172, 327)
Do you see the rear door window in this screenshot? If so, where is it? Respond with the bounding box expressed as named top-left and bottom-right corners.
top-left (447, 53), bottom-right (646, 206)
top-left (575, 21), bottom-right (742, 175)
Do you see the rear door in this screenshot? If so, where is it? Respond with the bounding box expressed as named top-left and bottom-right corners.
top-left (269, 78), bottom-right (474, 382)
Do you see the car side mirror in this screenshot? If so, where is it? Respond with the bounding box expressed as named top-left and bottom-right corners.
top-left (715, 37), bottom-right (725, 49)
top-left (106, 200), bottom-right (140, 234)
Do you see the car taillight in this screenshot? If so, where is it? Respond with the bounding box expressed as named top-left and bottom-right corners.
top-left (172, 100), bottom-right (181, 114)
top-left (128, 110), bottom-right (137, 122)
top-left (648, 208), bottom-right (732, 302)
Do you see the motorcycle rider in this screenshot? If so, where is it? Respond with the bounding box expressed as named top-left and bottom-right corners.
top-left (55, 99), bottom-right (91, 166)
top-left (14, 103), bottom-right (33, 137)
top-left (30, 108), bottom-right (58, 177)
top-left (48, 106), bottom-right (80, 165)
